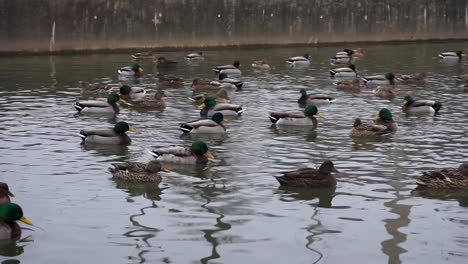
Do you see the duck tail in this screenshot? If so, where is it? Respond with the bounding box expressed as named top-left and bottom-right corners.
top-left (236, 107), bottom-right (246, 115)
top-left (74, 102), bottom-right (84, 112)
top-left (361, 77), bottom-right (369, 84)
top-left (148, 150), bottom-right (161, 158)
top-left (438, 54), bottom-right (444, 59)
top-left (180, 124), bottom-right (193, 133)
top-left (432, 102), bottom-right (442, 112)
top-left (329, 69), bottom-right (336, 76)
top-left (268, 113), bottom-right (280, 124)
top-left (212, 68), bottom-right (221, 73)
top-left (234, 81), bottom-right (244, 88)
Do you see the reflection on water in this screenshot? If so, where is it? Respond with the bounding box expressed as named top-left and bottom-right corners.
top-left (1, 41), bottom-right (468, 263)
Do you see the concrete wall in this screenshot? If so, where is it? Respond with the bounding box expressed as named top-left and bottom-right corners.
top-left (1, 0), bottom-right (468, 54)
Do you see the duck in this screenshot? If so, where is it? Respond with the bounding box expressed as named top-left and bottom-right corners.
top-left (131, 52), bottom-right (158, 61)
top-left (331, 49), bottom-right (354, 65)
top-left (373, 86), bottom-right (397, 98)
top-left (191, 89), bottom-right (230, 105)
top-left (180, 112), bottom-right (226, 134)
top-left (0, 203), bottom-right (33, 240)
top-left (252, 60), bottom-right (271, 70)
top-left (79, 81), bottom-right (112, 95)
top-left (118, 63), bottom-right (143, 77)
top-left (362, 73), bottom-right (395, 86)
top-left (213, 61), bottom-right (242, 78)
top-left (353, 48), bottom-right (365, 58)
top-left (119, 85), bottom-right (146, 102)
top-left (191, 79), bottom-right (223, 92)
top-left (402, 95), bottom-right (442, 114)
top-left (156, 57), bottom-right (178, 68)
top-left (74, 93), bottom-right (130, 114)
top-left (185, 52), bottom-right (204, 61)
top-left (268, 105), bottom-right (322, 128)
top-left (415, 163), bottom-right (468, 189)
top-left (329, 64), bottom-right (357, 78)
top-left (335, 79), bottom-right (362, 90)
top-left (438, 51), bottom-right (463, 62)
top-left (156, 73), bottom-right (184, 88)
top-left (287, 54), bottom-right (311, 67)
top-left (129, 90), bottom-right (166, 110)
top-left (199, 97), bottom-right (245, 118)
top-left (79, 121), bottom-right (136, 145)
top-left (275, 160), bottom-right (338, 188)
top-left (149, 141), bottom-right (214, 165)
top-left (397, 73), bottom-right (427, 84)
top-left (216, 73), bottom-right (244, 89)
top-left (297, 88), bottom-right (336, 106)
top-left (351, 108), bottom-right (397, 137)
top-left (109, 160), bottom-right (170, 183)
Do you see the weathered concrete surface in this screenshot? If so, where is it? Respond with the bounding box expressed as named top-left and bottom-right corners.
top-left (1, 0), bottom-right (468, 54)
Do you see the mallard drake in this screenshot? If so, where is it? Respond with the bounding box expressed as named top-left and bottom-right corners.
top-left (185, 52), bottom-right (204, 61)
top-left (416, 163), bottom-right (468, 189)
top-left (438, 51), bottom-right (463, 62)
top-left (217, 73), bottom-right (243, 89)
top-left (79, 121), bottom-right (135, 145)
top-left (149, 141), bottom-right (214, 165)
top-left (373, 86), bottom-right (397, 98)
top-left (268, 105), bottom-right (321, 128)
top-left (79, 81), bottom-right (112, 95)
top-left (199, 97), bottom-right (245, 118)
top-left (330, 64), bottom-right (357, 78)
top-left (275, 160), bottom-right (338, 188)
top-left (213, 61), bottom-right (242, 78)
top-left (397, 73), bottom-right (427, 84)
top-left (74, 93), bottom-right (130, 114)
top-left (0, 203), bottom-right (33, 240)
top-left (402, 95), bottom-right (442, 113)
top-left (362, 73), bottom-right (395, 86)
top-left (351, 109), bottom-right (397, 137)
top-left (118, 63), bottom-right (143, 77)
top-left (191, 89), bottom-right (229, 105)
top-left (119, 85), bottom-right (146, 102)
top-left (109, 160), bottom-right (170, 183)
top-left (156, 57), bottom-right (178, 68)
top-left (287, 54), bottom-right (310, 67)
top-left (129, 90), bottom-right (166, 110)
top-left (252, 60), bottom-right (270, 70)
top-left (156, 74), bottom-right (184, 88)
top-left (331, 49), bottom-right (354, 64)
top-left (131, 52), bottom-right (158, 61)
top-left (180, 112), bottom-right (226, 134)
top-left (297, 88), bottom-right (336, 106)
top-left (335, 79), bottom-right (362, 90)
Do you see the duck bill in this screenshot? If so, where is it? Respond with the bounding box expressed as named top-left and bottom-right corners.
top-left (198, 103), bottom-right (206, 109)
top-left (373, 115), bottom-right (381, 121)
top-left (223, 118), bottom-right (229, 122)
top-left (20, 216), bottom-right (33, 225)
top-left (119, 98), bottom-right (133, 106)
top-left (128, 127), bottom-right (137, 132)
top-left (204, 151), bottom-right (215, 160)
top-left (401, 100), bottom-right (407, 106)
top-left (161, 167), bottom-right (171, 173)
top-left (332, 167), bottom-right (338, 172)
top-left (139, 68), bottom-right (144, 72)
top-left (316, 112), bottom-right (323, 118)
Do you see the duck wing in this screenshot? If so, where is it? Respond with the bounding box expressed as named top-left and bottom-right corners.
top-left (80, 128), bottom-right (117, 137)
top-left (151, 146), bottom-right (192, 157)
top-left (109, 162), bottom-right (146, 173)
top-left (276, 168), bottom-right (326, 186)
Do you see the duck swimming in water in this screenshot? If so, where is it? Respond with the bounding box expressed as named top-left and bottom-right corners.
top-left (74, 93), bottom-right (130, 114)
top-left (362, 73), bottom-right (396, 86)
top-left (185, 52), bottom-right (204, 61)
top-left (438, 51), bottom-right (463, 62)
top-left (415, 163), bottom-right (468, 189)
top-left (118, 85), bottom-right (146, 102)
top-left (180, 112), bottom-right (226, 134)
top-left (79, 121), bottom-right (136, 145)
top-left (297, 88), bottom-right (336, 106)
top-left (330, 64), bottom-right (357, 79)
top-left (268, 105), bottom-right (322, 128)
top-left (118, 63), bottom-right (143, 77)
top-left (129, 90), bottom-right (166, 110)
top-left (0, 203), bottom-right (33, 240)
top-left (351, 108), bottom-right (397, 137)
top-left (199, 97), bottom-right (244, 118)
top-left (79, 81), bottom-right (112, 96)
top-left (157, 74), bottom-right (184, 88)
top-left (213, 61), bottom-right (242, 78)
top-left (275, 160), bottom-right (338, 188)
top-left (401, 95), bottom-right (442, 114)
top-left (149, 141), bottom-right (215, 165)
top-left (287, 54), bottom-right (310, 67)
top-left (109, 160), bottom-right (170, 183)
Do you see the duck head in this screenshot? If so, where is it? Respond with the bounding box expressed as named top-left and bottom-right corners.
top-left (199, 97), bottom-right (217, 109)
top-left (303, 53), bottom-right (310, 59)
top-left (0, 203), bottom-right (32, 225)
top-left (233, 61), bottom-right (241, 68)
top-left (456, 50), bottom-right (463, 59)
top-left (146, 160), bottom-right (170, 173)
top-left (211, 112), bottom-right (225, 124)
top-left (373, 108), bottom-right (393, 121)
top-left (304, 105), bottom-right (322, 118)
top-left (385, 72), bottom-right (395, 85)
top-left (403, 95), bottom-right (415, 106)
top-left (191, 141), bottom-right (214, 160)
top-left (132, 63), bottom-right (143, 73)
top-left (349, 64), bottom-right (356, 71)
top-left (107, 92), bottom-right (130, 106)
top-left (113, 121), bottom-right (136, 134)
top-left (119, 85), bottom-right (132, 95)
top-left (319, 160), bottom-right (338, 174)
top-left (344, 49), bottom-right (354, 56)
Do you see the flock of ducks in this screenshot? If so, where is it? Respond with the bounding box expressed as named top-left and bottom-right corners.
top-left (73, 47), bottom-right (468, 190)
top-left (1, 47), bottom-right (468, 242)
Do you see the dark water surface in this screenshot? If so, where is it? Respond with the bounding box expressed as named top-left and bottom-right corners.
top-left (1, 42), bottom-right (468, 263)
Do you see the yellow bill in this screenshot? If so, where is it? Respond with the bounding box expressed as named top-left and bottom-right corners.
top-left (20, 216), bottom-right (33, 225)
top-left (161, 167), bottom-right (171, 173)
top-left (401, 100), bottom-right (407, 106)
top-left (198, 103), bottom-right (206, 109)
top-left (119, 98), bottom-right (133, 106)
top-left (373, 114), bottom-right (381, 121)
top-left (139, 68), bottom-right (144, 72)
top-left (128, 127), bottom-right (137, 132)
top-left (316, 112), bottom-right (323, 118)
top-left (204, 151), bottom-right (215, 160)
